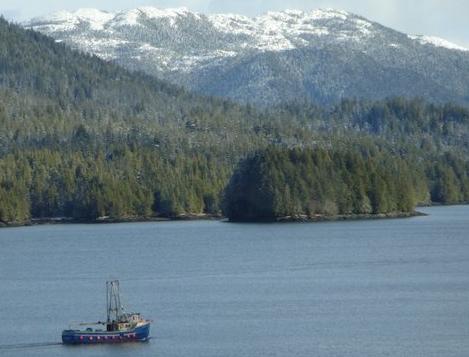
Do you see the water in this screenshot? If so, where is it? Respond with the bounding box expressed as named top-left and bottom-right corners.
top-left (0, 206), bottom-right (468, 356)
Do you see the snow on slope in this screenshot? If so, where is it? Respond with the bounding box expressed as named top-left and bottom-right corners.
top-left (30, 8), bottom-right (114, 31)
top-left (408, 35), bottom-right (468, 52)
top-left (25, 7), bottom-right (468, 74)
top-left (112, 7), bottom-right (196, 27)
top-left (26, 7), bottom-right (374, 51)
top-left (22, 7), bottom-right (469, 106)
top-left (24, 7), bottom-right (381, 71)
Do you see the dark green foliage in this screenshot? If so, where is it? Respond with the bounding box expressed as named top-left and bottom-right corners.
top-left (0, 148), bottom-right (229, 223)
top-left (223, 145), bottom-right (469, 222)
top-left (427, 154), bottom-right (469, 204)
top-left (272, 98), bottom-right (469, 154)
top-left (222, 147), bottom-right (421, 221)
top-left (0, 18), bottom-right (469, 225)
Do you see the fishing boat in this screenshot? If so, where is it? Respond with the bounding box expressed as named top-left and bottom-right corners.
top-left (62, 280), bottom-right (151, 345)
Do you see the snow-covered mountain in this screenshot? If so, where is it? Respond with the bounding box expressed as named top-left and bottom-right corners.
top-left (24, 7), bottom-right (469, 106)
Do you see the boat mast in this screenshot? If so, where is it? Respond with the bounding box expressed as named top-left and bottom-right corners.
top-left (106, 280), bottom-right (123, 323)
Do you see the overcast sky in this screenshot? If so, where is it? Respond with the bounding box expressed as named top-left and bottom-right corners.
top-left (1, 0), bottom-right (468, 48)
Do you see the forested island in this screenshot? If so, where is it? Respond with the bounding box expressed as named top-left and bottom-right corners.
top-left (223, 146), bottom-right (468, 221)
top-left (1, 19), bottom-right (469, 226)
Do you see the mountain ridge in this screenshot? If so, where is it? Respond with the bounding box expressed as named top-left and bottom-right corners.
top-left (1, 17), bottom-right (469, 224)
top-left (27, 7), bottom-right (468, 52)
top-left (21, 7), bottom-right (469, 106)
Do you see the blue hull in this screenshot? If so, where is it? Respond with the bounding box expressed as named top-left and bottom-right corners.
top-left (62, 322), bottom-right (150, 345)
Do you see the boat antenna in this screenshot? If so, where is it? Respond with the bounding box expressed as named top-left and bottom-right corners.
top-left (106, 280), bottom-right (123, 323)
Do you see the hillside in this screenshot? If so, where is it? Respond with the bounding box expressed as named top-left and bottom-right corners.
top-left (0, 18), bottom-right (469, 225)
top-left (0, 17), bottom-right (276, 159)
top-left (25, 7), bottom-right (469, 106)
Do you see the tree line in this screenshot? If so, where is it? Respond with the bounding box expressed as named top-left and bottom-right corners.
top-left (1, 18), bottom-right (469, 225)
top-left (1, 142), bottom-right (468, 225)
top-left (222, 146), bottom-right (469, 221)
top-left (0, 147), bottom-right (228, 224)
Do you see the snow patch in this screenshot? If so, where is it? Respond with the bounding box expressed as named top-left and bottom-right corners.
top-left (26, 6), bottom-right (469, 77)
top-left (28, 8), bottom-right (113, 31)
top-left (309, 8), bottom-right (348, 21)
top-left (353, 18), bottom-right (372, 35)
top-left (409, 35), bottom-right (468, 52)
top-left (113, 9), bottom-right (141, 27)
top-left (137, 6), bottom-right (193, 19)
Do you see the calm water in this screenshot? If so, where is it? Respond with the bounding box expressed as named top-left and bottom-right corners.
top-left (0, 206), bottom-right (468, 356)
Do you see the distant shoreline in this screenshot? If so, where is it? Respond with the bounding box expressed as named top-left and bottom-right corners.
top-left (7, 203), bottom-right (469, 228)
top-left (0, 211), bottom-right (430, 228)
top-left (0, 213), bottom-right (224, 228)
top-left (227, 211), bottom-right (426, 223)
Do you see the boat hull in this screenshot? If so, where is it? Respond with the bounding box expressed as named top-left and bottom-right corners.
top-left (62, 322), bottom-right (150, 345)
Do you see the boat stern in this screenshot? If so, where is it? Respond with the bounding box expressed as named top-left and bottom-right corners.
top-left (62, 330), bottom-right (80, 344)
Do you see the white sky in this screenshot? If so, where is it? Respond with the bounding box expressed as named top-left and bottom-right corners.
top-left (1, 0), bottom-right (468, 48)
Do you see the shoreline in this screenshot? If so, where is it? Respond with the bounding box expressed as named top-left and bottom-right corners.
top-left (6, 202), bottom-right (469, 228)
top-left (0, 211), bottom-right (429, 228)
top-left (228, 211), bottom-right (426, 223)
top-left (0, 214), bottom-right (223, 228)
